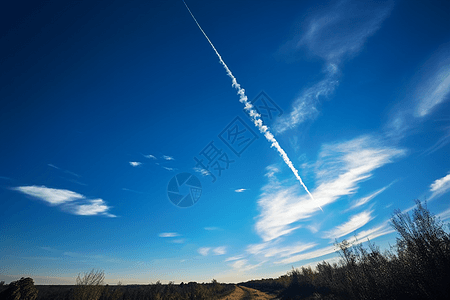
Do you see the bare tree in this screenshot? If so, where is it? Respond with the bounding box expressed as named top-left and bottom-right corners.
top-left (73, 269), bottom-right (105, 300)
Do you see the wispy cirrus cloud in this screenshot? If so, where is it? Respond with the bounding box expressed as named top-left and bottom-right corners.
top-left (13, 186), bottom-right (84, 205)
top-left (349, 181), bottom-right (396, 210)
top-left (143, 154), bottom-right (157, 160)
top-left (129, 162), bottom-right (142, 167)
top-left (275, 245), bottom-right (337, 265)
top-left (171, 239), bottom-right (185, 244)
top-left (204, 226), bottom-right (220, 231)
top-left (322, 210), bottom-right (374, 241)
top-left (437, 206), bottom-right (450, 221)
top-left (414, 51), bottom-right (450, 118)
top-left (294, 1), bottom-right (393, 63)
top-left (13, 185), bottom-right (116, 217)
top-left (213, 247), bottom-right (227, 255)
top-left (274, 67), bottom-right (339, 134)
top-left (423, 126), bottom-right (450, 155)
top-left (248, 242), bottom-right (318, 259)
top-left (194, 167), bottom-right (212, 177)
top-left (235, 188), bottom-right (246, 193)
top-left (198, 247), bottom-right (210, 256)
top-left (163, 155), bottom-right (175, 161)
top-left (71, 199), bottom-right (115, 217)
top-left (386, 43), bottom-right (450, 140)
top-left (275, 0), bottom-right (393, 133)
top-left (429, 172), bottom-right (450, 200)
top-left (48, 164), bottom-right (60, 170)
top-left (48, 163), bottom-right (81, 178)
top-left (275, 222), bottom-right (393, 265)
top-left (255, 136), bottom-right (404, 242)
top-left (229, 259), bottom-right (266, 273)
top-left (225, 255), bottom-right (245, 262)
top-left (198, 246), bottom-right (227, 256)
top-left (158, 232), bottom-right (180, 238)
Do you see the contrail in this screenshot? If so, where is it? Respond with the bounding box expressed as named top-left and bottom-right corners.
top-left (183, 1), bottom-right (322, 211)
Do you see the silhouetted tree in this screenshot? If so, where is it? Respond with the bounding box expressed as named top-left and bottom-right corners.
top-left (0, 277), bottom-right (38, 300)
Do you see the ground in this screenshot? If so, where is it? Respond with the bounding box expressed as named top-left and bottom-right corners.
top-left (220, 285), bottom-right (279, 300)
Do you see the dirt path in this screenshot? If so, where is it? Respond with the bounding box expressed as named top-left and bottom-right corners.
top-left (220, 285), bottom-right (278, 300)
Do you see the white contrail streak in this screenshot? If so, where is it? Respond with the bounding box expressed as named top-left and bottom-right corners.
top-left (183, 1), bottom-right (321, 211)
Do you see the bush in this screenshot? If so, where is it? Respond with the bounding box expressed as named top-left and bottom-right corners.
top-left (73, 269), bottom-right (105, 300)
top-left (0, 277), bottom-right (38, 300)
top-left (271, 200), bottom-right (450, 300)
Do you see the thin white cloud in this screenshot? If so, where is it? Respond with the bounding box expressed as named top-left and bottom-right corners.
top-left (307, 224), bottom-right (320, 234)
top-left (171, 239), bottom-right (185, 244)
top-left (14, 186), bottom-right (84, 205)
top-left (415, 60), bottom-right (450, 118)
top-left (275, 0), bottom-right (393, 133)
top-left (345, 222), bottom-right (394, 244)
top-left (276, 223), bottom-right (393, 265)
top-left (194, 167), bottom-right (211, 177)
top-left (198, 247), bottom-right (210, 256)
top-left (350, 186), bottom-right (390, 210)
top-left (158, 232), bottom-right (180, 238)
top-left (349, 180), bottom-right (397, 210)
top-left (275, 245), bottom-right (336, 265)
top-left (73, 199), bottom-right (116, 217)
top-left (129, 162), bottom-right (142, 167)
top-left (322, 210), bottom-right (374, 240)
top-left (229, 259), bottom-right (266, 273)
top-left (144, 154), bottom-right (157, 160)
top-left (204, 227), bottom-right (220, 231)
top-left (437, 206), bottom-right (450, 221)
top-left (265, 165), bottom-right (280, 179)
top-left (295, 1), bottom-right (393, 63)
top-left (263, 242), bottom-right (317, 258)
top-left (429, 172), bottom-right (450, 200)
top-left (48, 164), bottom-right (81, 178)
top-left (64, 170), bottom-right (81, 178)
top-left (246, 241), bottom-right (272, 256)
top-left (235, 189), bottom-right (246, 193)
top-left (122, 188), bottom-right (143, 194)
top-left (299, 256), bottom-right (342, 271)
top-left (386, 44), bottom-right (450, 139)
top-left (197, 246), bottom-right (226, 256)
top-left (225, 255), bottom-right (245, 262)
top-left (163, 167), bottom-right (175, 171)
top-left (63, 251), bottom-right (80, 257)
top-left (13, 185), bottom-right (115, 217)
top-left (274, 72), bottom-right (338, 133)
top-left (213, 247), bottom-right (227, 255)
top-left (163, 155), bottom-right (175, 161)
top-left (423, 126), bottom-right (450, 155)
top-left (255, 136), bottom-right (404, 242)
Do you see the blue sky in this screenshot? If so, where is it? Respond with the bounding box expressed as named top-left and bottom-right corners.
top-left (1, 0), bottom-right (450, 284)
